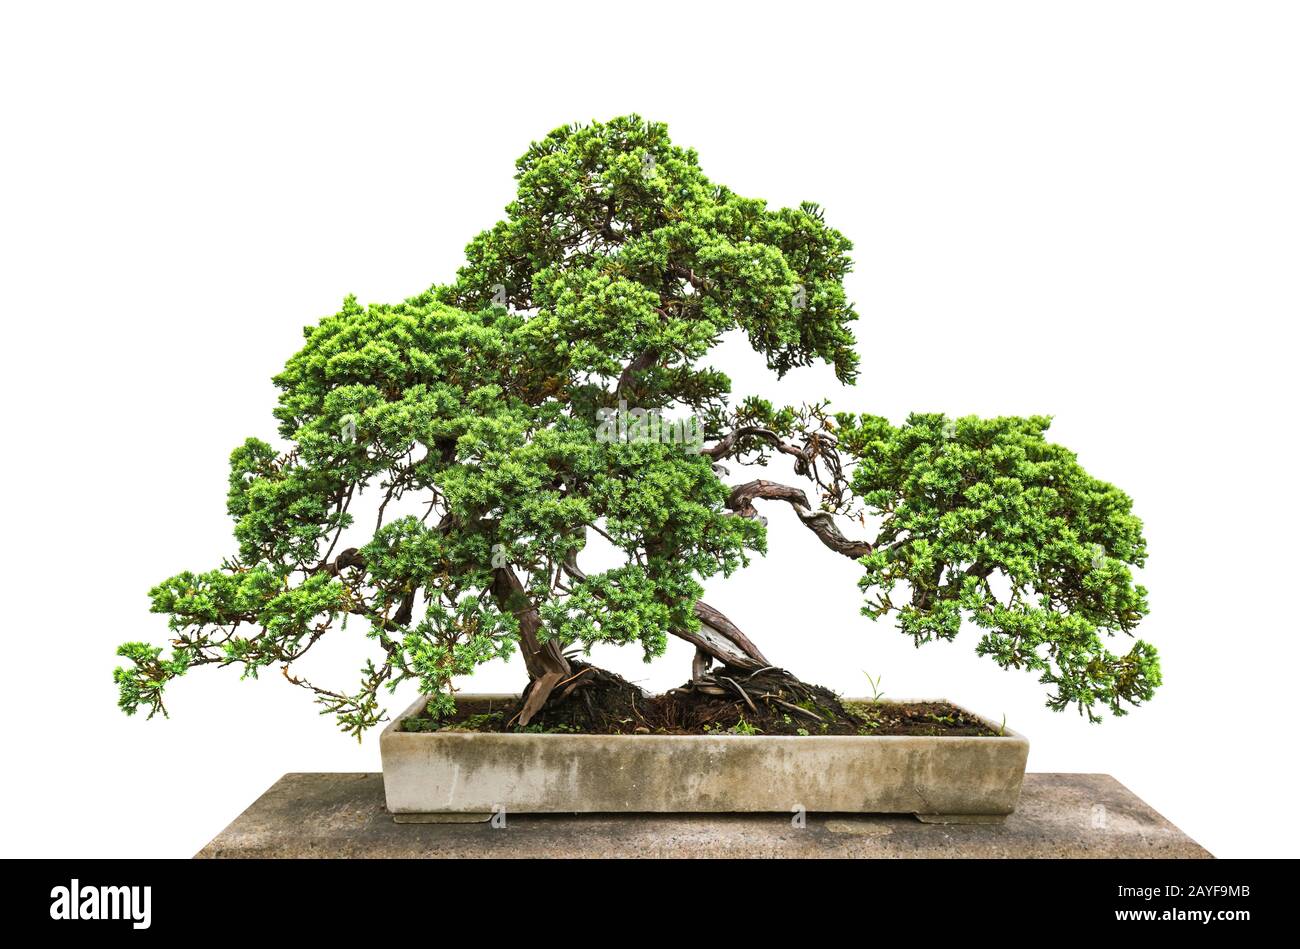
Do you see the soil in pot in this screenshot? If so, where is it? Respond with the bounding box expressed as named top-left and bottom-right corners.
top-left (400, 662), bottom-right (1002, 737)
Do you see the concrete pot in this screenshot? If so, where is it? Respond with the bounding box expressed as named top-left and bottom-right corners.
top-left (380, 694), bottom-right (1029, 824)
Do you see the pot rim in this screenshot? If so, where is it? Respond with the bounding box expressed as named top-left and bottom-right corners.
top-left (382, 693), bottom-right (1028, 743)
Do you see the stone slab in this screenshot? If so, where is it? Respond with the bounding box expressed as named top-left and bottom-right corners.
top-left (196, 772), bottom-right (1210, 858)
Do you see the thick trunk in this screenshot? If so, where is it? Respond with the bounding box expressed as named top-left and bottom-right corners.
top-left (561, 548), bottom-right (770, 678)
top-left (491, 565), bottom-right (570, 726)
top-left (674, 600), bottom-right (771, 675)
top-left (499, 580), bottom-right (818, 722)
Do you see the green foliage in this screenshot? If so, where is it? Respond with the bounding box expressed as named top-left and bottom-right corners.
top-left (837, 412), bottom-right (1158, 720)
top-left (116, 291), bottom-right (763, 735)
top-left (862, 670), bottom-right (886, 703)
top-left (113, 642), bottom-right (191, 718)
top-left (116, 116), bottom-right (1159, 736)
top-left (438, 114), bottom-right (860, 410)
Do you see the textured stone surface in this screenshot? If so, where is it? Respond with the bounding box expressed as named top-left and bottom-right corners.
top-left (196, 772), bottom-right (1210, 858)
top-left (382, 694), bottom-right (1030, 820)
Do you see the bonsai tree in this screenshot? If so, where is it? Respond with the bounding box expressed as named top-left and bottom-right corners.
top-left (115, 116), bottom-right (1160, 737)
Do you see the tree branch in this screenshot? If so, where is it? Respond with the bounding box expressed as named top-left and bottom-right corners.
top-left (702, 426), bottom-right (802, 463)
top-left (727, 479), bottom-right (874, 560)
top-left (616, 347), bottom-right (661, 400)
top-left (705, 414), bottom-right (851, 510)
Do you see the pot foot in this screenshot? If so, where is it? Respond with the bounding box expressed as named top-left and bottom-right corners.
top-left (392, 812), bottom-right (494, 824)
top-left (914, 813), bottom-right (1008, 825)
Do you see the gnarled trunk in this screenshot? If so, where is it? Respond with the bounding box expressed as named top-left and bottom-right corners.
top-left (673, 600), bottom-right (770, 675)
top-left (516, 549), bottom-right (791, 720)
top-left (490, 565), bottom-right (570, 726)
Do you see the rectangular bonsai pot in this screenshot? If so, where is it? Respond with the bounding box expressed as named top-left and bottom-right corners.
top-left (380, 694), bottom-right (1029, 824)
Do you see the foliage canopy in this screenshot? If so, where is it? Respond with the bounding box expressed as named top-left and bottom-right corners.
top-left (116, 116), bottom-right (1158, 736)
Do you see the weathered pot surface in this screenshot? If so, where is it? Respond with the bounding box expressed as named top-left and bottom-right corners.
top-left (380, 694), bottom-right (1029, 824)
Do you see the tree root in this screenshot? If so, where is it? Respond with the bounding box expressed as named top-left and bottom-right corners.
top-left (509, 662), bottom-right (864, 735)
top-left (511, 660), bottom-right (649, 732)
top-left (674, 664), bottom-right (857, 729)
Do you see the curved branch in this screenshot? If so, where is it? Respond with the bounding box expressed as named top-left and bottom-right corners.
top-left (705, 424), bottom-right (850, 510)
top-left (616, 347), bottom-right (661, 400)
top-left (727, 479), bottom-right (873, 560)
top-left (727, 479), bottom-right (808, 515)
top-left (702, 426), bottom-right (803, 464)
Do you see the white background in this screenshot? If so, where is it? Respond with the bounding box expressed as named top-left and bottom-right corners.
top-left (2, 1), bottom-right (1297, 858)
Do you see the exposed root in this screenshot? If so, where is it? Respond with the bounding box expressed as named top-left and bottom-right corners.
top-left (511, 660), bottom-right (649, 732)
top-left (672, 664), bottom-right (858, 731)
top-left (412, 663), bottom-right (997, 737)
